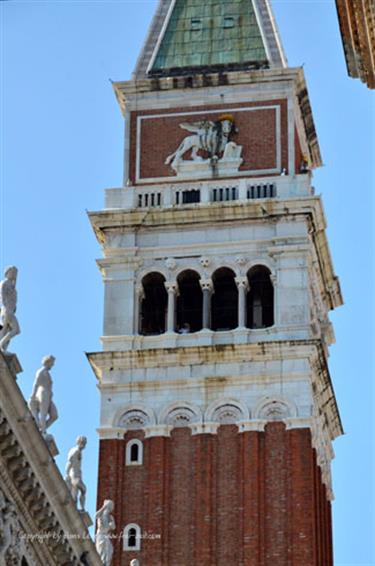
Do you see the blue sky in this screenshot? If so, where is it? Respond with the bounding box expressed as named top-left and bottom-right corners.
top-left (1, 0), bottom-right (374, 563)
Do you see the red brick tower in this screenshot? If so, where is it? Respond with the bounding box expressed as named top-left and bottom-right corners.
top-left (88, 1), bottom-right (343, 565)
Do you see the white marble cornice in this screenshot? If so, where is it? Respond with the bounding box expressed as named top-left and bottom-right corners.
top-left (0, 353), bottom-right (102, 566)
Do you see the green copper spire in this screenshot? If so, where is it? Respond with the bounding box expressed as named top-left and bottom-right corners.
top-left (150, 0), bottom-right (268, 74)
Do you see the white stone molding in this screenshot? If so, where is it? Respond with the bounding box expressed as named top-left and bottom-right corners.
top-left (253, 396), bottom-right (297, 421)
top-left (123, 523), bottom-right (141, 551)
top-left (165, 257), bottom-right (177, 271)
top-left (205, 398), bottom-right (249, 425)
top-left (138, 268), bottom-right (168, 284)
top-left (125, 439), bottom-right (143, 466)
top-left (115, 405), bottom-right (156, 430)
top-left (144, 424), bottom-right (172, 438)
top-left (284, 417), bottom-right (314, 430)
top-left (97, 427), bottom-right (126, 440)
top-left (159, 402), bottom-right (202, 429)
top-left (247, 258), bottom-right (276, 276)
top-left (189, 422), bottom-right (220, 435)
top-left (135, 284), bottom-right (145, 301)
top-left (237, 420), bottom-right (267, 433)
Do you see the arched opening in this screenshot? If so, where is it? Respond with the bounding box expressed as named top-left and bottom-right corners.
top-left (130, 443), bottom-right (139, 462)
top-left (176, 270), bottom-right (202, 333)
top-left (211, 268), bottom-right (238, 331)
top-left (246, 266), bottom-right (274, 329)
top-left (123, 523), bottom-right (141, 551)
top-left (128, 528), bottom-right (137, 547)
top-left (140, 272), bottom-right (167, 335)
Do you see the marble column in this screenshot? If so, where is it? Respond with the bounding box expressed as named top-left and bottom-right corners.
top-left (165, 282), bottom-right (178, 333)
top-left (270, 272), bottom-right (278, 326)
top-left (199, 279), bottom-right (213, 330)
top-left (135, 284), bottom-right (145, 334)
top-left (235, 277), bottom-right (249, 328)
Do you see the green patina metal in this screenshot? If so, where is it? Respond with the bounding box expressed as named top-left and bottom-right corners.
top-left (151, 0), bottom-right (267, 73)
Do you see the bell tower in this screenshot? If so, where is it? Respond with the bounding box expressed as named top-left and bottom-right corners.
top-left (88, 1), bottom-right (343, 564)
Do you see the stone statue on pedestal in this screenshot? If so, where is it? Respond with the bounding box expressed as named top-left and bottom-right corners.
top-left (95, 499), bottom-right (115, 566)
top-left (65, 436), bottom-right (87, 511)
top-left (28, 355), bottom-right (58, 435)
top-left (0, 266), bottom-right (20, 353)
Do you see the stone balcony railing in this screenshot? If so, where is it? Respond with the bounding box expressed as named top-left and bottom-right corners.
top-left (104, 174), bottom-right (313, 210)
top-left (100, 323), bottom-right (312, 352)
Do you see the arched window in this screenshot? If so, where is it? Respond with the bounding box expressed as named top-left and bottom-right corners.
top-left (176, 270), bottom-right (202, 333)
top-left (125, 439), bottom-right (143, 466)
top-left (123, 523), bottom-right (141, 551)
top-left (246, 266), bottom-right (274, 329)
top-left (211, 268), bottom-right (238, 331)
top-left (140, 272), bottom-right (167, 335)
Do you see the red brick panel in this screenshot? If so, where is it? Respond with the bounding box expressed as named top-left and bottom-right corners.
top-left (216, 425), bottom-right (241, 566)
top-left (168, 428), bottom-right (194, 566)
top-left (242, 431), bottom-right (264, 566)
top-left (97, 424), bottom-right (334, 566)
top-left (263, 422), bottom-right (290, 566)
top-left (121, 431), bottom-right (145, 565)
top-left (192, 434), bottom-right (216, 566)
top-left (288, 428), bottom-right (316, 566)
top-left (144, 436), bottom-right (166, 566)
top-left (129, 100), bottom-right (289, 184)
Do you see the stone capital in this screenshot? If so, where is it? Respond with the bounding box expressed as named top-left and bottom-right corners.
top-left (284, 417), bottom-right (313, 430)
top-left (144, 424), bottom-right (172, 438)
top-left (237, 419), bottom-right (267, 433)
top-left (199, 278), bottom-right (213, 292)
top-left (235, 276), bottom-right (249, 291)
top-left (189, 422), bottom-right (219, 435)
top-left (164, 281), bottom-right (179, 295)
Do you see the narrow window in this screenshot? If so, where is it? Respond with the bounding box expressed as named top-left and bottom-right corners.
top-left (191, 18), bottom-right (202, 31)
top-left (123, 524), bottom-right (141, 551)
top-left (126, 439), bottom-right (143, 466)
top-left (223, 16), bottom-right (235, 29)
top-left (128, 528), bottom-right (137, 547)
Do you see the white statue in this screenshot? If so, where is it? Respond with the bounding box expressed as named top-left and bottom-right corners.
top-left (65, 436), bottom-right (87, 511)
top-left (28, 355), bottom-right (58, 435)
top-left (95, 499), bottom-right (115, 566)
top-left (165, 115), bottom-right (239, 172)
top-left (0, 266), bottom-right (20, 353)
top-left (130, 560), bottom-right (140, 566)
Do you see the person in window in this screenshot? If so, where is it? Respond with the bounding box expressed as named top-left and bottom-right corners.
top-left (179, 323), bottom-right (190, 334)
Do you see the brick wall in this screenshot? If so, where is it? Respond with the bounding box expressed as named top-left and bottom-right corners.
top-left (97, 423), bottom-right (333, 566)
top-left (129, 100), bottom-right (289, 184)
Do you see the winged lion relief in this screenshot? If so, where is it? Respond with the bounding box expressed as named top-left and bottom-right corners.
top-left (165, 114), bottom-right (243, 178)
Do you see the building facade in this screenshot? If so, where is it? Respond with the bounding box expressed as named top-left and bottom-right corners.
top-left (336, 0), bottom-right (375, 89)
top-left (0, 352), bottom-right (101, 566)
top-left (88, 1), bottom-right (343, 564)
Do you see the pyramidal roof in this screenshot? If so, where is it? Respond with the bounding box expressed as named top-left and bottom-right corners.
top-left (134, 0), bottom-right (287, 78)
